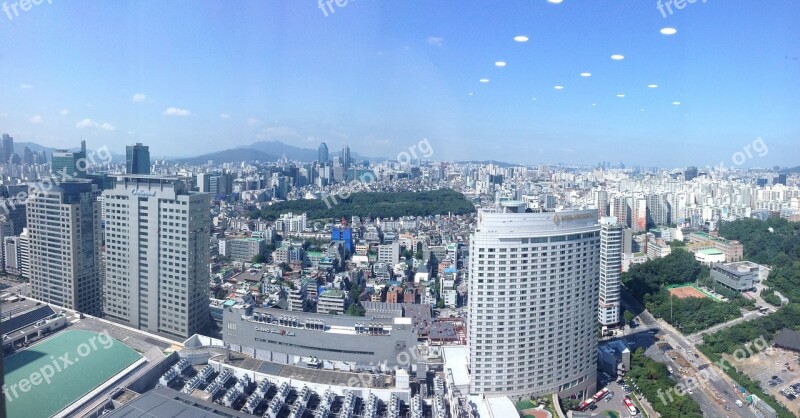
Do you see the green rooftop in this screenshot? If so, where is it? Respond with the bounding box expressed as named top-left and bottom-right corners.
top-left (698, 248), bottom-right (724, 255)
top-left (4, 330), bottom-right (141, 418)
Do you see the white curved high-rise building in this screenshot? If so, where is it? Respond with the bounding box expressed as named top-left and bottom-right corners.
top-left (468, 207), bottom-right (600, 401)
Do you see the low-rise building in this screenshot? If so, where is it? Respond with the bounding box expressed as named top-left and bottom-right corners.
top-left (228, 237), bottom-right (267, 262)
top-left (694, 248), bottom-right (726, 265)
top-left (710, 262), bottom-right (758, 292)
top-left (318, 289), bottom-right (346, 315)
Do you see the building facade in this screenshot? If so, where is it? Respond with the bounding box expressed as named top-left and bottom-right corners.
top-left (599, 217), bottom-right (623, 327)
top-left (102, 175), bottom-right (211, 339)
top-left (468, 208), bottom-right (600, 400)
top-left (223, 304), bottom-right (417, 370)
top-left (126, 143), bottom-right (151, 175)
top-left (27, 182), bottom-right (102, 314)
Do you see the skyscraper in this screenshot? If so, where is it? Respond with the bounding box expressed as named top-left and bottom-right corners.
top-left (102, 175), bottom-right (211, 339)
top-left (599, 217), bottom-right (623, 326)
top-left (318, 142), bottom-right (329, 165)
top-left (51, 140), bottom-right (87, 178)
top-left (1, 133), bottom-right (14, 163)
top-left (340, 145), bottom-right (351, 169)
top-left (27, 182), bottom-right (102, 314)
top-left (685, 166), bottom-right (698, 181)
top-left (468, 206), bottom-right (600, 400)
top-left (126, 142), bottom-right (151, 174)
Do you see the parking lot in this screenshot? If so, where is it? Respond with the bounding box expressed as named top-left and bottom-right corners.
top-left (594, 378), bottom-right (639, 417)
top-left (732, 346), bottom-right (800, 416)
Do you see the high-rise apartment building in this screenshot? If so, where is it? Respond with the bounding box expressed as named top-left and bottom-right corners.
top-left (468, 207), bottom-right (600, 400)
top-left (102, 175), bottom-right (211, 339)
top-left (126, 143), bottom-right (151, 175)
top-left (27, 182), bottom-right (102, 314)
top-left (599, 217), bottom-right (623, 326)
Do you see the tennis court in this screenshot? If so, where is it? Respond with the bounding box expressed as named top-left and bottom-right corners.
top-left (4, 329), bottom-right (141, 418)
top-left (667, 283), bottom-right (721, 301)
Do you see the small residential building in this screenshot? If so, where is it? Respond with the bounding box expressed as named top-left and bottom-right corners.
top-left (646, 237), bottom-right (672, 260)
top-left (287, 281), bottom-right (307, 312)
top-left (622, 252), bottom-right (647, 272)
top-left (317, 289), bottom-right (346, 315)
top-left (228, 237), bottom-right (266, 262)
top-left (377, 242), bottom-right (400, 264)
top-left (274, 243), bottom-right (305, 264)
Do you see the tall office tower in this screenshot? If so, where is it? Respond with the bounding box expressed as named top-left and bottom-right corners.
top-left (102, 176), bottom-right (211, 339)
top-left (611, 196), bottom-right (630, 228)
top-left (126, 142), bottom-right (151, 174)
top-left (318, 142), bottom-right (329, 165)
top-left (468, 206), bottom-right (600, 401)
top-left (340, 145), bottom-right (351, 169)
top-left (598, 217), bottom-right (623, 326)
top-left (27, 182), bottom-right (102, 314)
top-left (22, 146), bottom-right (34, 165)
top-left (593, 189), bottom-right (609, 218)
top-left (1, 133), bottom-right (13, 163)
top-left (685, 166), bottom-right (698, 181)
top-left (51, 140), bottom-right (87, 178)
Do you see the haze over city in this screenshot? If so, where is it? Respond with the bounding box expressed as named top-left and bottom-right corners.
top-left (1, 2), bottom-right (800, 418)
top-left (1, 0), bottom-right (799, 166)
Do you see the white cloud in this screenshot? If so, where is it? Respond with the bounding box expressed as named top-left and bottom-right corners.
top-left (76, 118), bottom-right (100, 129)
top-left (426, 36), bottom-right (444, 47)
top-left (220, 113), bottom-right (231, 119)
top-left (247, 118), bottom-right (261, 127)
top-left (29, 115), bottom-right (44, 124)
top-left (76, 118), bottom-right (117, 131)
top-left (19, 84), bottom-right (33, 89)
top-left (163, 107), bottom-right (191, 116)
top-left (132, 93), bottom-right (147, 102)
top-left (60, 109), bottom-right (70, 116)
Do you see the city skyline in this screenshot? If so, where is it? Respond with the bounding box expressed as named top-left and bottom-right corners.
top-left (1, 1), bottom-right (798, 167)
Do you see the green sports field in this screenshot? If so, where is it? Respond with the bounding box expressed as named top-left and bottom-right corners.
top-left (4, 329), bottom-right (141, 418)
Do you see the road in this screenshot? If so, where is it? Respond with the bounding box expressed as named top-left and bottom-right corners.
top-left (622, 291), bottom-right (756, 418)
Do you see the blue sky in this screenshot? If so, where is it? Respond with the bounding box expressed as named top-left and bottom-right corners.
top-left (1, 0), bottom-right (798, 167)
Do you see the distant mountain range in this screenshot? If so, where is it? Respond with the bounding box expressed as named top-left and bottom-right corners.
top-left (176, 148), bottom-right (278, 164)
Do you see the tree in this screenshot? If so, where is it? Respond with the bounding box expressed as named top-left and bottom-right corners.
top-left (252, 254), bottom-right (267, 264)
top-left (346, 303), bottom-right (366, 317)
top-left (623, 310), bottom-right (636, 325)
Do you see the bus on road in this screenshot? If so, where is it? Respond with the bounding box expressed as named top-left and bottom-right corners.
top-left (624, 397), bottom-right (639, 415)
top-left (592, 388), bottom-right (610, 402)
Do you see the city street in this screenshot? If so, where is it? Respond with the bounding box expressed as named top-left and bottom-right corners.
top-left (622, 291), bottom-right (756, 418)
